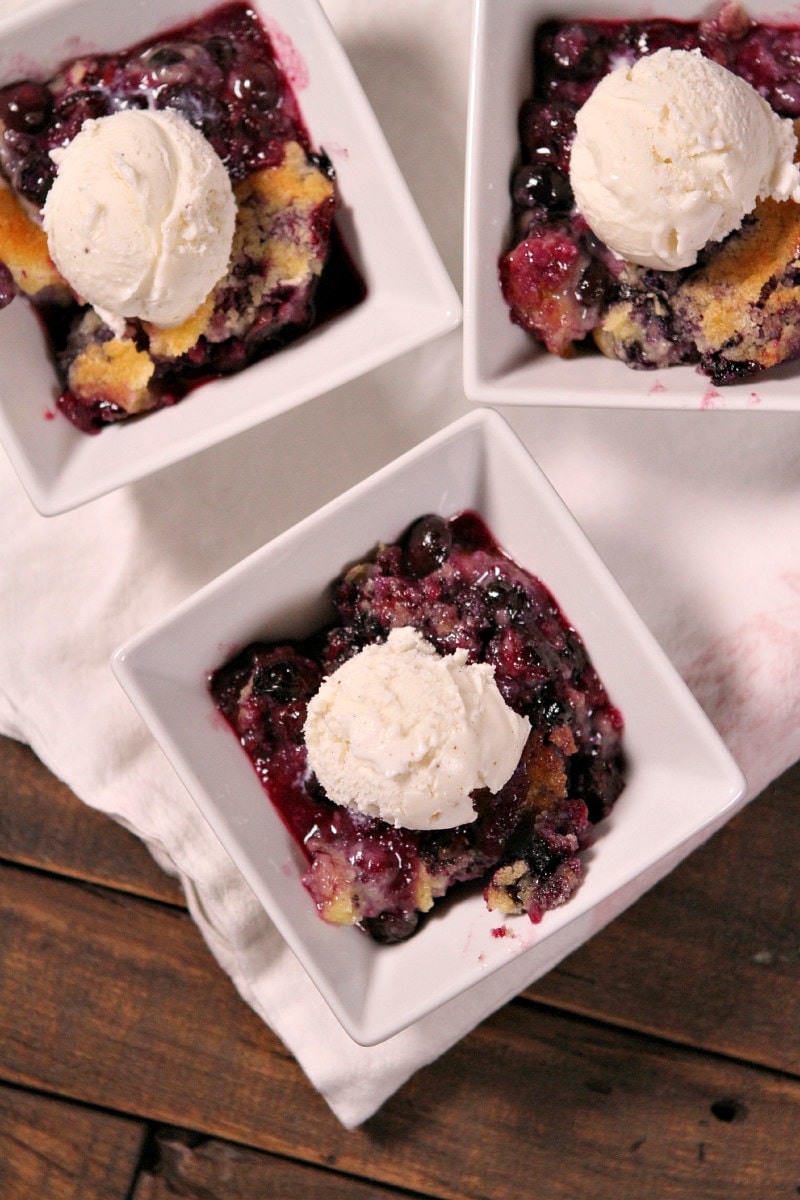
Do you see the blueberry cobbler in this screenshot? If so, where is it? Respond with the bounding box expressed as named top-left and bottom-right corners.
top-left (0, 2), bottom-right (363, 432)
top-left (500, 4), bottom-right (800, 384)
top-left (210, 512), bottom-right (626, 944)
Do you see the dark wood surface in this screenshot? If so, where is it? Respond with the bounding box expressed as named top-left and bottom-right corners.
top-left (1, 731), bottom-right (798, 1199)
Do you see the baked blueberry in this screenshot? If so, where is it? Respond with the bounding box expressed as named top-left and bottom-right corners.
top-left (210, 511), bottom-right (626, 943)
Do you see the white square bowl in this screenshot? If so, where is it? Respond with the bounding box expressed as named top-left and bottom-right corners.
top-left (0, 0), bottom-right (460, 515)
top-left (464, 0), bottom-right (800, 411)
top-left (112, 408), bottom-right (745, 1045)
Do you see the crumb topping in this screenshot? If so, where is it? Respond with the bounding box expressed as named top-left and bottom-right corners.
top-left (682, 199), bottom-right (800, 358)
top-left (0, 179), bottom-right (67, 298)
top-left (68, 337), bottom-right (156, 414)
top-left (146, 293), bottom-right (216, 358)
top-left (214, 140), bottom-right (335, 338)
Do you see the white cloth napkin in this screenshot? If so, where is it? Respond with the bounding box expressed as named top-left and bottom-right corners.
top-left (2, 0), bottom-right (800, 1129)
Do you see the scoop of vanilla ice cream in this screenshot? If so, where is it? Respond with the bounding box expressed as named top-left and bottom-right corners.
top-left (43, 108), bottom-right (236, 332)
top-left (569, 47), bottom-right (800, 271)
top-left (304, 626), bottom-right (531, 830)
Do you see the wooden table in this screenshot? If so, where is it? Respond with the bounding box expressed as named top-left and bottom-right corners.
top-left (1, 730), bottom-right (798, 1199)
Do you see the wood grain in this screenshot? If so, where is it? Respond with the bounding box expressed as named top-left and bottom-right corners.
top-left (528, 760), bottom-right (800, 1076)
top-left (375, 1006), bottom-right (800, 1200)
top-left (0, 1080), bottom-right (144, 1200)
top-left (132, 1128), bottom-right (414, 1200)
top-left (2, 860), bottom-right (799, 1200)
top-left (3, 729), bottom-right (797, 1079)
top-left (0, 860), bottom-right (321, 1126)
top-left (0, 735), bottom-right (183, 905)
top-left (2, 731), bottom-right (799, 1197)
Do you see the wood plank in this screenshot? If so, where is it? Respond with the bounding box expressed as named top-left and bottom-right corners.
top-left (132, 1127), bottom-right (411, 1200)
top-left (0, 860), bottom-right (322, 1125)
top-left (2, 861), bottom-right (799, 1199)
top-left (0, 1080), bottom-right (144, 1200)
top-left (0, 735), bottom-right (183, 905)
top-left (2, 727), bottom-right (797, 1077)
top-left (378, 1006), bottom-right (800, 1200)
top-left (527, 758), bottom-right (800, 1074)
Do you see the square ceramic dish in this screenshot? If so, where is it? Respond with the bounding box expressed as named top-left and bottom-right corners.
top-left (463, 0), bottom-right (800, 411)
top-left (112, 408), bottom-right (746, 1045)
top-left (0, 0), bottom-right (460, 515)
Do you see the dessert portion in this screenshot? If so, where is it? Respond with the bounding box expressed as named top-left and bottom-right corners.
top-left (500, 6), bottom-right (800, 384)
top-left (210, 512), bottom-right (626, 944)
top-left (0, 1), bottom-right (364, 432)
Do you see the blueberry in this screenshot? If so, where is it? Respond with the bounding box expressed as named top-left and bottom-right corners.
top-left (402, 515), bottom-right (453, 578)
top-left (205, 37), bottom-right (236, 71)
top-left (511, 163), bottom-right (572, 214)
top-left (156, 84), bottom-right (225, 137)
top-left (551, 23), bottom-right (606, 79)
top-left (252, 653), bottom-right (316, 703)
top-left (17, 151), bottom-right (55, 207)
top-left (0, 82), bottom-right (52, 134)
top-left (768, 81), bottom-right (800, 116)
top-left (362, 909), bottom-right (420, 943)
top-left (517, 100), bottom-right (576, 174)
top-left (135, 42), bottom-right (221, 94)
top-left (483, 573), bottom-right (520, 614)
top-left (575, 259), bottom-right (607, 309)
top-left (535, 680), bottom-right (570, 727)
top-left (229, 60), bottom-right (283, 110)
top-left (0, 260), bottom-right (16, 308)
top-left (51, 89), bottom-right (110, 142)
top-left (253, 662), bottom-right (295, 700)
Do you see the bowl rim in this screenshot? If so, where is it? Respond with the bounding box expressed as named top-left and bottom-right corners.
top-left (0, 0), bottom-right (461, 515)
top-left (463, 0), bottom-right (800, 411)
top-left (112, 407), bottom-right (746, 1044)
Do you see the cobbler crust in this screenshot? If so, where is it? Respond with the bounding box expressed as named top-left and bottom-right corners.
top-left (67, 331), bottom-right (156, 415)
top-left (681, 197), bottom-right (800, 371)
top-left (594, 180), bottom-right (800, 382)
top-left (0, 178), bottom-right (66, 300)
